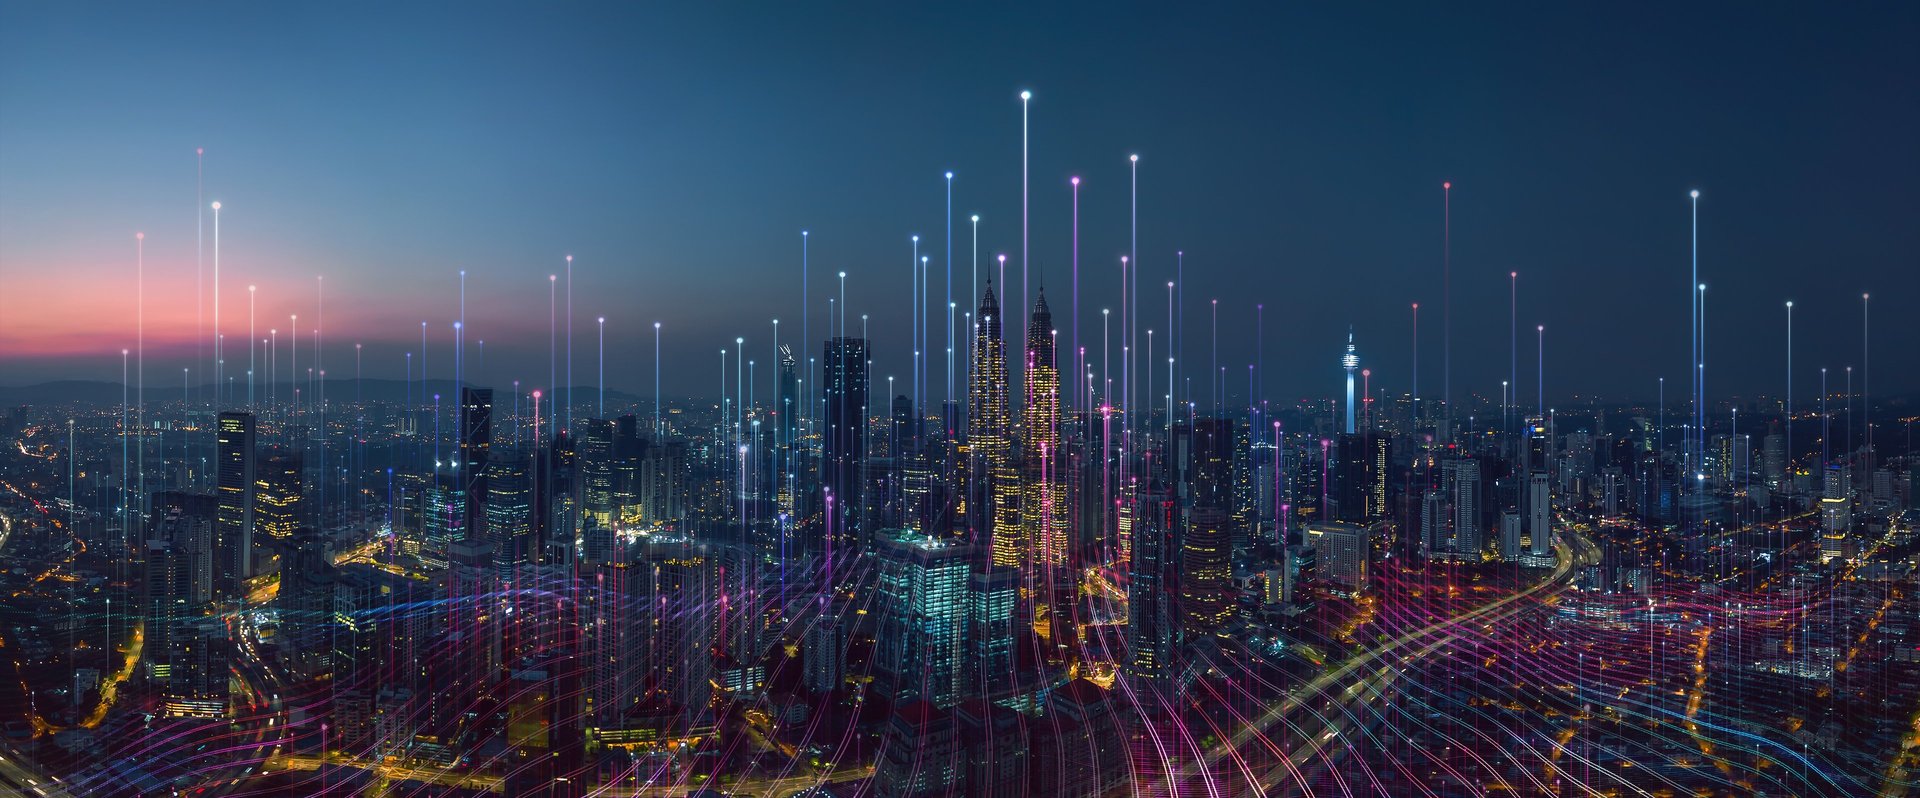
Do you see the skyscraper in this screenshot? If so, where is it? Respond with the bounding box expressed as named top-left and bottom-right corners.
top-left (967, 282), bottom-right (1018, 565)
top-left (486, 447), bottom-right (534, 566)
top-left (1446, 459), bottom-right (1481, 559)
top-left (874, 534), bottom-right (970, 708)
top-left (776, 344), bottom-right (799, 516)
top-left (149, 491), bottom-right (217, 608)
top-left (1179, 417), bottom-right (1235, 636)
top-left (214, 411), bottom-right (255, 597)
top-left (803, 599), bottom-right (848, 696)
top-left (1127, 478), bottom-right (1174, 686)
top-left (824, 336), bottom-right (869, 553)
top-left (1332, 432), bottom-right (1389, 524)
top-left (1024, 290), bottom-right (1063, 564)
top-left (254, 451), bottom-right (303, 541)
top-left (459, 387), bottom-right (493, 538)
top-left (1306, 521), bottom-right (1369, 595)
top-left (579, 417), bottom-right (615, 531)
top-left (1527, 469), bottom-right (1552, 559)
top-left (966, 560), bottom-right (1017, 698)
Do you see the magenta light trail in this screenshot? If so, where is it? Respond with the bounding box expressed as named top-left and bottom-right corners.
top-left (195, 148), bottom-right (204, 417)
top-left (1071, 177), bottom-right (1080, 417)
top-left (566, 254), bottom-right (574, 431)
top-left (548, 274), bottom-right (557, 433)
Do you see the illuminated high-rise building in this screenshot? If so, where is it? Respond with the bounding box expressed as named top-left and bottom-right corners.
top-left (967, 281), bottom-right (1019, 565)
top-left (486, 447), bottom-right (534, 566)
top-left (459, 387), bottom-right (493, 538)
top-left (1528, 469), bottom-right (1552, 558)
top-left (579, 417), bottom-right (615, 531)
top-left (823, 336), bottom-right (869, 552)
top-left (776, 344), bottom-right (799, 516)
top-left (1332, 432), bottom-right (1389, 524)
top-left (1021, 291), bottom-right (1073, 656)
top-left (1179, 417), bottom-right (1234, 636)
top-left (149, 490), bottom-right (217, 607)
top-left (966, 560), bottom-right (1017, 697)
top-left (1306, 521), bottom-right (1370, 595)
top-left (214, 411), bottom-right (255, 596)
top-left (1024, 290), bottom-right (1063, 563)
top-left (874, 533), bottom-right (970, 708)
top-left (1126, 477), bottom-right (1174, 686)
top-left (254, 451), bottom-right (303, 540)
top-left (1446, 459), bottom-right (1482, 559)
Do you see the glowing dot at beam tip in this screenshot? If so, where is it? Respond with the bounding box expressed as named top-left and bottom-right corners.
top-left (1071, 177), bottom-right (1079, 185)
top-left (549, 275), bottom-right (556, 281)
top-left (838, 271), bottom-right (845, 278)
top-left (971, 215), bottom-right (979, 222)
top-left (1442, 182), bottom-right (1450, 190)
top-left (598, 317), bottom-right (604, 323)
top-left (210, 201), bottom-right (221, 210)
top-left (1690, 189), bottom-right (1700, 198)
top-left (136, 232), bottom-right (143, 240)
top-left (945, 172), bottom-right (953, 179)
top-left (1020, 90), bottom-right (1031, 101)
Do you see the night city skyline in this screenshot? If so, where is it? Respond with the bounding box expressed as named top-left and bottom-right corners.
top-left (1, 5), bottom-right (1919, 798)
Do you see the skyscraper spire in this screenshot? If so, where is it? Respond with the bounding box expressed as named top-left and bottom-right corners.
top-left (1025, 288), bottom-right (1061, 562)
top-left (968, 279), bottom-right (1018, 564)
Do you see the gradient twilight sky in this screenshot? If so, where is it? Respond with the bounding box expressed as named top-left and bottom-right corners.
top-left (2, 4), bottom-right (1916, 405)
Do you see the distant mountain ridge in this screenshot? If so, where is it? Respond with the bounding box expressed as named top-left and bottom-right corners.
top-left (0, 379), bottom-right (676, 408)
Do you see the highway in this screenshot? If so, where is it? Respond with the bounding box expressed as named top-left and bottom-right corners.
top-left (1177, 528), bottom-right (1599, 792)
top-left (0, 743), bottom-right (76, 798)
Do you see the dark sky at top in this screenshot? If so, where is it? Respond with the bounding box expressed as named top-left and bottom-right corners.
top-left (2, 3), bottom-right (1915, 407)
